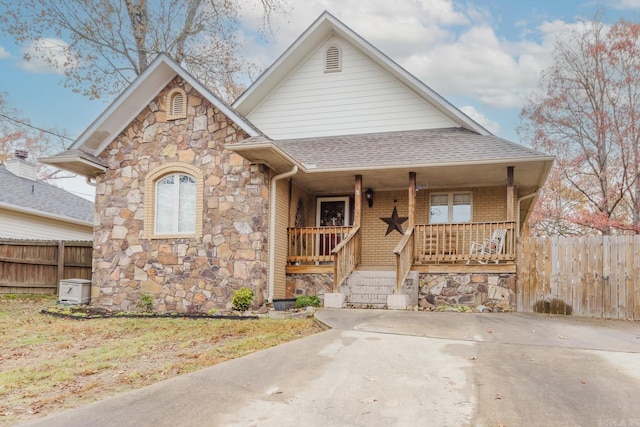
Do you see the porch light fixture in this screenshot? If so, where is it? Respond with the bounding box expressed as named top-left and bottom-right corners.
top-left (365, 188), bottom-right (374, 208)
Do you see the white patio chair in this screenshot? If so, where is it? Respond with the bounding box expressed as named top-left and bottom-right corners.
top-left (467, 229), bottom-right (507, 264)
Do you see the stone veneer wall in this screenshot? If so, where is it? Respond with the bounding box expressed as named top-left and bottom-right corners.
top-left (419, 273), bottom-right (516, 311)
top-left (92, 77), bottom-right (270, 313)
top-left (286, 274), bottom-right (333, 299)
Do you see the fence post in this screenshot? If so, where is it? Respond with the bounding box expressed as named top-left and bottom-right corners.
top-left (57, 240), bottom-right (65, 286)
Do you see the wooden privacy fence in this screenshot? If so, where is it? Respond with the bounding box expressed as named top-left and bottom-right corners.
top-left (0, 239), bottom-right (92, 295)
top-left (517, 235), bottom-right (640, 319)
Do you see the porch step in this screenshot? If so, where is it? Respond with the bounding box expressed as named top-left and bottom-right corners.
top-left (341, 270), bottom-right (396, 308)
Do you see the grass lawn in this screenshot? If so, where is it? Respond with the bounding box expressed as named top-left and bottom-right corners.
top-left (0, 295), bottom-right (324, 426)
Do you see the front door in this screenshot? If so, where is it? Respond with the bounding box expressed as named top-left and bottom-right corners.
top-left (316, 197), bottom-right (350, 256)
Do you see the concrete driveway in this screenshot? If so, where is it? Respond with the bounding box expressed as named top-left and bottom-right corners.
top-left (22, 310), bottom-right (640, 427)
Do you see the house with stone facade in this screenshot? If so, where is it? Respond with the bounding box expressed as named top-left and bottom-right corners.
top-left (41, 12), bottom-right (553, 312)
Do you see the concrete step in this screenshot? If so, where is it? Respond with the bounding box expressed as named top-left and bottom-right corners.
top-left (342, 270), bottom-right (397, 308)
top-left (347, 271), bottom-right (395, 286)
top-left (345, 293), bottom-right (388, 307)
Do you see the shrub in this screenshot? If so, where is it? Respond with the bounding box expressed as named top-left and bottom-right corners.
top-left (296, 295), bottom-right (321, 308)
top-left (137, 294), bottom-right (154, 312)
top-left (232, 288), bottom-right (254, 311)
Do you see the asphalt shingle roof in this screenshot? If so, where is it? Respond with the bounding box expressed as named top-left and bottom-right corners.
top-left (0, 164), bottom-right (94, 223)
top-left (266, 127), bottom-right (550, 170)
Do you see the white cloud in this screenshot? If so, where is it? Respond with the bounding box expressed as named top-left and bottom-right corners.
top-left (0, 46), bottom-right (9, 59)
top-left (19, 38), bottom-right (77, 75)
top-left (611, 0), bottom-right (640, 9)
top-left (460, 105), bottom-right (500, 133)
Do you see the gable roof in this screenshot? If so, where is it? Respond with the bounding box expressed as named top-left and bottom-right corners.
top-left (233, 11), bottom-right (489, 136)
top-left (0, 164), bottom-right (93, 225)
top-left (271, 127), bottom-right (550, 170)
top-left (228, 127), bottom-right (554, 193)
top-left (41, 54), bottom-right (262, 177)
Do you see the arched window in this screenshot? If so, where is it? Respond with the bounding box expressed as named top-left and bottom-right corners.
top-left (324, 45), bottom-right (342, 73)
top-left (155, 174), bottom-right (196, 234)
top-left (144, 163), bottom-right (203, 238)
top-left (166, 88), bottom-right (187, 120)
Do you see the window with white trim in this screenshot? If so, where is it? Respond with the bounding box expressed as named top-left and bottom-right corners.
top-left (155, 173), bottom-right (196, 234)
top-left (429, 192), bottom-right (472, 224)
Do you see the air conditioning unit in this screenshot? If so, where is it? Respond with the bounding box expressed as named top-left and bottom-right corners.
top-left (58, 279), bottom-right (92, 304)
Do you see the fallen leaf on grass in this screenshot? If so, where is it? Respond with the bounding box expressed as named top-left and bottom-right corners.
top-left (494, 393), bottom-right (504, 400)
top-left (468, 356), bottom-right (477, 360)
top-left (487, 328), bottom-right (494, 333)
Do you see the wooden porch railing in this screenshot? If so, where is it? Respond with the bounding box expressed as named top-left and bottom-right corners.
top-left (287, 226), bottom-right (353, 264)
top-left (393, 227), bottom-right (414, 292)
top-left (414, 221), bottom-right (516, 264)
top-left (332, 226), bottom-right (361, 291)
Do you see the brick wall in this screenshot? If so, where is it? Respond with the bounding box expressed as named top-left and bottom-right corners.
top-left (358, 186), bottom-right (510, 266)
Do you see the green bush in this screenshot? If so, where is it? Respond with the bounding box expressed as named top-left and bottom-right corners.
top-left (296, 295), bottom-right (321, 308)
top-left (232, 288), bottom-right (254, 311)
top-left (137, 294), bottom-right (154, 312)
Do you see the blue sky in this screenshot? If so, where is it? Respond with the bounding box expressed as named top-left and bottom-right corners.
top-left (1, 0), bottom-right (640, 199)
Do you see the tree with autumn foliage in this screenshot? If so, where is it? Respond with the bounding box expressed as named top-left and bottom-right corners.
top-left (520, 15), bottom-right (640, 235)
top-left (0, 0), bottom-right (286, 102)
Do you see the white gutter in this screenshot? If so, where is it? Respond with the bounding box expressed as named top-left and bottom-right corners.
top-left (267, 165), bottom-right (298, 303)
top-left (516, 191), bottom-right (540, 237)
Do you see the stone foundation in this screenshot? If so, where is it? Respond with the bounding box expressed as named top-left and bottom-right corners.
top-left (419, 273), bottom-right (516, 311)
top-left (285, 273), bottom-right (333, 299)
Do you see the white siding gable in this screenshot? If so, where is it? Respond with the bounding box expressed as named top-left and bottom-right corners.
top-left (247, 35), bottom-right (458, 139)
top-left (0, 208), bottom-right (93, 241)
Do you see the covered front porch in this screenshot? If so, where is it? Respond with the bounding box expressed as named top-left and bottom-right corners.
top-left (284, 170), bottom-right (520, 299)
top-left (275, 158), bottom-right (548, 309)
top-left (227, 127), bottom-right (553, 308)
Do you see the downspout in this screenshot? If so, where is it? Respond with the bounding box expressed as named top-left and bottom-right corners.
top-left (268, 165), bottom-right (298, 303)
top-left (516, 191), bottom-right (540, 237)
top-left (86, 176), bottom-right (97, 187)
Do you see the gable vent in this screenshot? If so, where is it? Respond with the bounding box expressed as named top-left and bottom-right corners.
top-left (172, 93), bottom-right (185, 116)
top-left (166, 87), bottom-right (187, 120)
top-left (324, 45), bottom-right (342, 73)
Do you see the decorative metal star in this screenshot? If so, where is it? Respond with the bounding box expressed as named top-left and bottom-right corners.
top-left (380, 206), bottom-right (408, 236)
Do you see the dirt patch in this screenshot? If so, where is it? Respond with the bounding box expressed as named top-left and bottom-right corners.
top-left (0, 295), bottom-right (325, 426)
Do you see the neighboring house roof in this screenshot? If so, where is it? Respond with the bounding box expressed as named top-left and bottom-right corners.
top-left (40, 54), bottom-right (262, 177)
top-left (0, 164), bottom-right (93, 226)
top-left (233, 11), bottom-right (489, 136)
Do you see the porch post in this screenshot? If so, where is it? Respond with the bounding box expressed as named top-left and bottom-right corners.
top-left (408, 172), bottom-right (416, 228)
top-left (354, 175), bottom-right (362, 227)
top-left (506, 167), bottom-right (514, 221)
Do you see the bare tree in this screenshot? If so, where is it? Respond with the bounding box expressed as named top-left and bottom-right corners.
top-left (0, 0), bottom-right (286, 102)
top-left (520, 15), bottom-right (640, 235)
top-left (0, 93), bottom-right (76, 180)
top-left (0, 93), bottom-right (55, 162)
